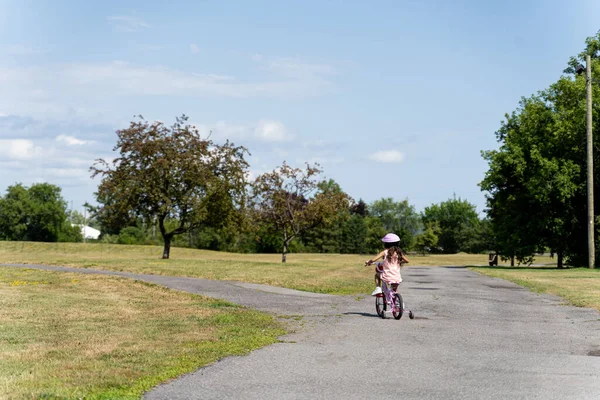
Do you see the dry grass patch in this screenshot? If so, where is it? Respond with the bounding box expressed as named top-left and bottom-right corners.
top-left (471, 266), bottom-right (600, 311)
top-left (0, 267), bottom-right (285, 399)
top-left (0, 242), bottom-right (557, 295)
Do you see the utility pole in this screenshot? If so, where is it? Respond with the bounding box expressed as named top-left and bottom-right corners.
top-left (586, 54), bottom-right (595, 269)
top-left (83, 207), bottom-right (87, 244)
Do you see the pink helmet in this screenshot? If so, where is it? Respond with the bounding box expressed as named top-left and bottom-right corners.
top-left (381, 233), bottom-right (400, 243)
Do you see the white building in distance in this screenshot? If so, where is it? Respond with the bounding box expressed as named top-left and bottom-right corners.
top-left (72, 225), bottom-right (101, 240)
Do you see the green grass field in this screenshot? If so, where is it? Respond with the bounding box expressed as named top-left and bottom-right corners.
top-left (0, 267), bottom-right (285, 399)
top-left (471, 266), bottom-right (600, 312)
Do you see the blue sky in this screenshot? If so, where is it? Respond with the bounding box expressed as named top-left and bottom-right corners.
top-left (1, 0), bottom-right (599, 216)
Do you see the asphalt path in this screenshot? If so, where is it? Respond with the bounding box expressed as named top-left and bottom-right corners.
top-left (3, 263), bottom-right (600, 399)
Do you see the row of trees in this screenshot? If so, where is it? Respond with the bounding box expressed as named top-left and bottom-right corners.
top-left (84, 115), bottom-right (491, 260)
top-left (89, 194), bottom-right (490, 256)
top-left (481, 32), bottom-right (600, 268)
top-left (0, 176), bottom-right (489, 260)
top-left (0, 115), bottom-right (492, 261)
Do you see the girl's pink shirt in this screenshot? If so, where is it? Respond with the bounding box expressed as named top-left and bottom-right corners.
top-left (380, 249), bottom-right (403, 284)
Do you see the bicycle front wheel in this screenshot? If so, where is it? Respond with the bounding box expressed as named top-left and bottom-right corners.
top-left (375, 294), bottom-right (386, 318)
top-left (392, 293), bottom-right (403, 320)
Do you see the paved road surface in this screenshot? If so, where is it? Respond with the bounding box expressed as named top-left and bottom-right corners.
top-left (3, 264), bottom-right (600, 399)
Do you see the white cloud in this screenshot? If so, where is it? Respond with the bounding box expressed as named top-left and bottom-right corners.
top-left (193, 121), bottom-right (249, 142)
top-left (0, 151), bottom-right (99, 191)
top-left (54, 61), bottom-right (323, 98)
top-left (46, 167), bottom-right (90, 179)
top-left (0, 139), bottom-right (43, 160)
top-left (107, 16), bottom-right (150, 32)
top-left (56, 134), bottom-right (93, 146)
top-left (368, 150), bottom-right (405, 163)
top-left (0, 115), bottom-right (114, 145)
top-left (189, 44), bottom-right (200, 54)
top-left (0, 117), bottom-right (106, 193)
top-left (193, 120), bottom-right (293, 143)
top-left (0, 58), bottom-right (337, 118)
top-left (255, 120), bottom-right (292, 142)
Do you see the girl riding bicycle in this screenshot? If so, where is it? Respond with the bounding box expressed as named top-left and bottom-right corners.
top-left (365, 233), bottom-right (409, 296)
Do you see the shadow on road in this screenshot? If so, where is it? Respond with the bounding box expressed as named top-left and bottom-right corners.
top-left (343, 312), bottom-right (380, 318)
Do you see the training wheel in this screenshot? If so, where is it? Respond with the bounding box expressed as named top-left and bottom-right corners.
top-left (409, 311), bottom-right (414, 319)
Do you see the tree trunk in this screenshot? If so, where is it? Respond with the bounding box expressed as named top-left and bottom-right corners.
top-left (162, 235), bottom-right (172, 259)
top-left (281, 231), bottom-right (288, 263)
top-left (557, 251), bottom-right (564, 269)
top-left (282, 242), bottom-right (288, 263)
top-left (510, 255), bottom-right (515, 267)
top-left (158, 214), bottom-right (171, 259)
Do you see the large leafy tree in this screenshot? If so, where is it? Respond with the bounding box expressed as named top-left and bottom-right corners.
top-left (369, 198), bottom-right (422, 250)
top-left (300, 180), bottom-right (350, 254)
top-left (481, 32), bottom-right (600, 267)
top-left (91, 115), bottom-right (249, 259)
top-left (0, 183), bottom-right (81, 242)
top-left (422, 197), bottom-right (480, 254)
top-left (251, 162), bottom-right (350, 262)
top-left (481, 94), bottom-right (581, 266)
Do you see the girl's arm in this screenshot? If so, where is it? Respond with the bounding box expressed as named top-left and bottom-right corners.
top-left (365, 250), bottom-right (386, 265)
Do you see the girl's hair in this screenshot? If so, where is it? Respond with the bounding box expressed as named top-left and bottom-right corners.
top-left (384, 241), bottom-right (403, 262)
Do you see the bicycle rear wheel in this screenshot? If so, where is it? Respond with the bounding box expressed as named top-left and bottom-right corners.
top-left (375, 294), bottom-right (386, 318)
top-left (392, 293), bottom-right (403, 320)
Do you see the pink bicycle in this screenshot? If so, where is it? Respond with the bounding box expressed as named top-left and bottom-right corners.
top-left (375, 279), bottom-right (414, 320)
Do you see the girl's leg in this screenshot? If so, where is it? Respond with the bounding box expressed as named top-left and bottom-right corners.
top-left (371, 273), bottom-right (382, 296)
top-left (384, 283), bottom-right (393, 305)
